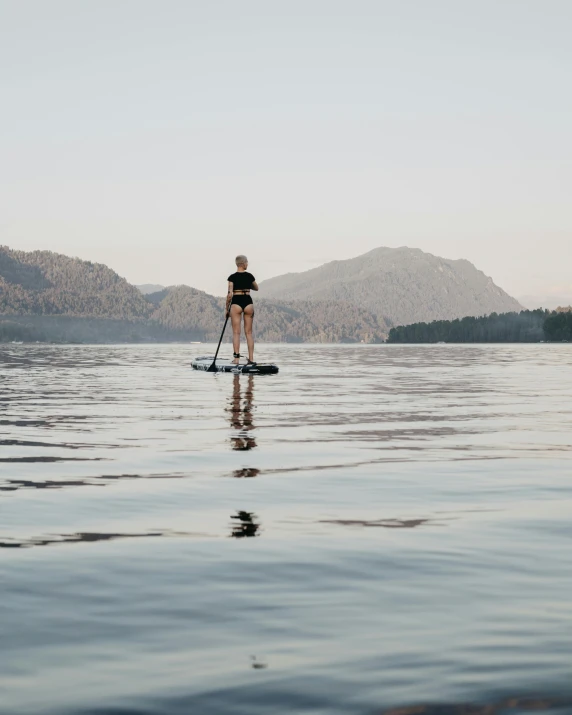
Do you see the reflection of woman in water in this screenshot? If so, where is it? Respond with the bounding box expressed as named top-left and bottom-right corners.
top-left (227, 375), bottom-right (260, 536)
top-left (230, 510), bottom-right (260, 538)
top-left (226, 255), bottom-right (259, 366)
top-left (228, 374), bottom-right (257, 453)
top-left (227, 374), bottom-right (260, 536)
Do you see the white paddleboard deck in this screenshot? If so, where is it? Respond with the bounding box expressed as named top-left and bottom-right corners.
top-left (192, 356), bottom-right (279, 374)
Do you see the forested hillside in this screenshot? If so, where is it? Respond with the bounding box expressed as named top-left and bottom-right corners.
top-left (145, 287), bottom-right (388, 343)
top-left (254, 300), bottom-right (388, 343)
top-left (3, 246), bottom-right (565, 344)
top-left (387, 309), bottom-right (569, 343)
top-left (0, 247), bottom-right (151, 319)
top-left (0, 247), bottom-right (388, 343)
top-left (147, 286), bottom-right (223, 333)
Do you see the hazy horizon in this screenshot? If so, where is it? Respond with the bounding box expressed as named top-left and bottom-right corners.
top-left (2, 1), bottom-right (571, 304)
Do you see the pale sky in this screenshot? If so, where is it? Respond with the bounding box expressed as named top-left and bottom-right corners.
top-left (1, 0), bottom-right (571, 306)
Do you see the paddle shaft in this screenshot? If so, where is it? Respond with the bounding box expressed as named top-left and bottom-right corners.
top-left (208, 305), bottom-right (231, 371)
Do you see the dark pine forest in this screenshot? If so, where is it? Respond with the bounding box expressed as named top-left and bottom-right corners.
top-left (387, 309), bottom-right (572, 343)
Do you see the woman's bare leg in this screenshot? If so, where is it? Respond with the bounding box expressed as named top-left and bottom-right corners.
top-left (230, 305), bottom-right (243, 363)
top-left (243, 306), bottom-right (255, 362)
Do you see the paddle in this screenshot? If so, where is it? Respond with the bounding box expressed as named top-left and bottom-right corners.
top-left (207, 304), bottom-right (231, 372)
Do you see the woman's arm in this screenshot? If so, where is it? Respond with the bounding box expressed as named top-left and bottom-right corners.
top-left (226, 281), bottom-right (233, 312)
top-left (251, 280), bottom-right (259, 291)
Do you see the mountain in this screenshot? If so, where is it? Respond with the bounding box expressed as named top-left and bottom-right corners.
top-left (260, 246), bottom-right (522, 326)
top-left (0, 245), bottom-right (526, 343)
top-left (146, 286), bottom-right (389, 343)
top-left (0, 247), bottom-right (388, 343)
top-left (0, 247), bottom-right (152, 319)
top-left (146, 285), bottom-right (224, 334)
top-left (137, 284), bottom-right (165, 295)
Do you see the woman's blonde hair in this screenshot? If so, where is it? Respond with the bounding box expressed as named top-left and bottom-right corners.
top-left (235, 254), bottom-right (248, 267)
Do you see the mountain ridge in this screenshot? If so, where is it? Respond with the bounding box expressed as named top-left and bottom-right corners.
top-left (1, 245), bottom-right (522, 342)
top-left (0, 246), bottom-right (151, 319)
top-left (0, 247), bottom-right (388, 343)
top-left (260, 246), bottom-right (521, 325)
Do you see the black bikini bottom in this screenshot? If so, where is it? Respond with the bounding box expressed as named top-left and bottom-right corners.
top-left (231, 295), bottom-right (253, 310)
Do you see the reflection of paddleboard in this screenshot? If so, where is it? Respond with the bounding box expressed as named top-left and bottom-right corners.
top-left (191, 356), bottom-right (279, 374)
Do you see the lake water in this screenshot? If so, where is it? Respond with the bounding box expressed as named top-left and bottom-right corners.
top-left (1, 344), bottom-right (571, 715)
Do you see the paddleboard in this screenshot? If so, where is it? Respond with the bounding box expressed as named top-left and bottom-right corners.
top-left (192, 356), bottom-right (279, 374)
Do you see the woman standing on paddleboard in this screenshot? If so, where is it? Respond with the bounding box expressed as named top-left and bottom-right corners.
top-left (226, 255), bottom-right (258, 366)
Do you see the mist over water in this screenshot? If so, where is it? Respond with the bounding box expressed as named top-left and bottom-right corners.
top-left (1, 344), bottom-right (571, 715)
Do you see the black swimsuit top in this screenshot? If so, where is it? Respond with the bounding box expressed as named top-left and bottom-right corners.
top-left (228, 271), bottom-right (255, 291)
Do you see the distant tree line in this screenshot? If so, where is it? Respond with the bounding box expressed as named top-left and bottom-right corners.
top-left (543, 311), bottom-right (572, 341)
top-left (0, 300), bottom-right (389, 344)
top-left (0, 316), bottom-right (201, 344)
top-left (387, 309), bottom-right (572, 343)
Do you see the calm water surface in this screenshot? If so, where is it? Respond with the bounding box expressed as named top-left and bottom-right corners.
top-left (1, 344), bottom-right (571, 715)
